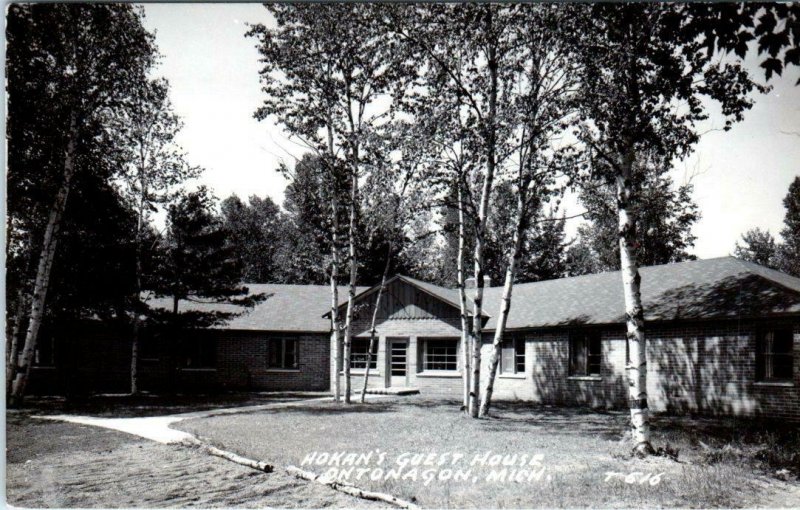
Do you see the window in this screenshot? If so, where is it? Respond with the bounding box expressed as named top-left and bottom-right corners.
top-left (181, 337), bottom-right (216, 369)
top-left (757, 328), bottom-right (794, 382)
top-left (139, 330), bottom-right (160, 361)
top-left (569, 331), bottom-right (601, 376)
top-left (422, 339), bottom-right (458, 371)
top-left (500, 336), bottom-right (525, 374)
top-left (34, 333), bottom-right (55, 367)
top-left (350, 338), bottom-right (378, 370)
top-left (268, 337), bottom-right (299, 369)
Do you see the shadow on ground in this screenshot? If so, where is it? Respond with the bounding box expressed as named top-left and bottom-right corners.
top-left (9, 391), bottom-right (329, 418)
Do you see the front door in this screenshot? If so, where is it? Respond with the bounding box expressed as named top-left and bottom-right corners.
top-left (388, 338), bottom-right (408, 387)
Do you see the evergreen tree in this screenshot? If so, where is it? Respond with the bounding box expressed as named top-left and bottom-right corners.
top-left (151, 187), bottom-right (248, 320)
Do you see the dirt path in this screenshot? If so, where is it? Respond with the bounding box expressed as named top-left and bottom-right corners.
top-left (6, 414), bottom-right (386, 508)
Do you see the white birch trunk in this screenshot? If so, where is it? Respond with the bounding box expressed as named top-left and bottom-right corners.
top-left (456, 181), bottom-right (471, 410)
top-left (6, 289), bottom-right (29, 399)
top-left (616, 156), bottom-right (654, 456)
top-left (468, 31), bottom-right (498, 419)
top-left (342, 153), bottom-right (359, 404)
top-left (360, 250), bottom-right (391, 403)
top-left (10, 111), bottom-right (78, 406)
top-left (330, 193), bottom-right (342, 403)
top-left (479, 186), bottom-right (526, 417)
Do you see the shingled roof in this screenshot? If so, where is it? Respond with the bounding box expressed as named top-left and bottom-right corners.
top-left (483, 256), bottom-right (800, 330)
top-left (146, 284), bottom-right (367, 333)
top-left (147, 257), bottom-right (800, 333)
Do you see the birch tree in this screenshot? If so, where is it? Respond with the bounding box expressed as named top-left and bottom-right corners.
top-left (357, 124), bottom-right (427, 402)
top-left (249, 4), bottom-right (412, 402)
top-left (116, 78), bottom-right (198, 395)
top-left (478, 6), bottom-right (583, 417)
top-left (7, 4), bottom-right (157, 406)
top-left (574, 3), bottom-right (775, 455)
top-left (389, 3), bottom-right (523, 417)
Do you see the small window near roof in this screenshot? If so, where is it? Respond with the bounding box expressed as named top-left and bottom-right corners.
top-left (500, 336), bottom-right (525, 374)
top-left (569, 331), bottom-right (601, 376)
top-left (756, 328), bottom-right (794, 382)
top-left (268, 337), bottom-right (299, 369)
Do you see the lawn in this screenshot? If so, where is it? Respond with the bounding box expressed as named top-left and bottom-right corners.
top-left (6, 409), bottom-right (382, 508)
top-left (175, 396), bottom-right (800, 509)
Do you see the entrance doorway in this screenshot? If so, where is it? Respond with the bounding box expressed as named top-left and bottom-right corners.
top-left (387, 337), bottom-right (409, 387)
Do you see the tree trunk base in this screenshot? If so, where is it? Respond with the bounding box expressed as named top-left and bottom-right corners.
top-left (632, 441), bottom-right (656, 458)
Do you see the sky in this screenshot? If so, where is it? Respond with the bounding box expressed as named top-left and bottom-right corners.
top-left (141, 3), bottom-right (800, 260)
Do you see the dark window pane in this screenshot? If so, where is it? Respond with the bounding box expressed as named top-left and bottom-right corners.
top-left (772, 329), bottom-right (793, 355)
top-left (351, 338), bottom-right (377, 370)
top-left (772, 354), bottom-right (793, 380)
top-left (588, 334), bottom-right (602, 375)
top-left (515, 337), bottom-right (525, 374)
top-left (501, 338), bottom-right (514, 374)
top-left (285, 339), bottom-right (297, 368)
top-left (139, 330), bottom-right (159, 360)
top-left (183, 337), bottom-right (216, 368)
top-left (570, 335), bottom-right (586, 375)
top-left (424, 339), bottom-right (457, 371)
top-left (34, 334), bottom-right (55, 367)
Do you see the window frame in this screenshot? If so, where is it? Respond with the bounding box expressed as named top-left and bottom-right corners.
top-left (180, 336), bottom-right (216, 370)
top-left (421, 338), bottom-right (459, 372)
top-left (138, 329), bottom-right (160, 362)
top-left (569, 331), bottom-right (602, 377)
top-left (756, 327), bottom-right (794, 382)
top-left (350, 338), bottom-right (378, 371)
top-left (500, 335), bottom-right (526, 375)
top-left (267, 337), bottom-right (300, 370)
top-left (33, 333), bottom-right (56, 368)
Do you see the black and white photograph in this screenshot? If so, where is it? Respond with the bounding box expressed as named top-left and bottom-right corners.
top-left (4, 2), bottom-right (800, 508)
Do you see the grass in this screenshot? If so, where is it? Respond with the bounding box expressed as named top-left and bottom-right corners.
top-left (6, 412), bottom-right (383, 508)
top-left (175, 396), bottom-right (800, 509)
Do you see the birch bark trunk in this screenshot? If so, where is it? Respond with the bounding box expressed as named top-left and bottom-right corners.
top-left (479, 186), bottom-right (526, 417)
top-left (330, 190), bottom-right (342, 402)
top-left (324, 119), bottom-right (343, 403)
top-left (6, 288), bottom-right (29, 399)
top-left (10, 111), bottom-right (78, 407)
top-left (467, 30), bottom-right (498, 418)
top-left (342, 151), bottom-right (359, 404)
top-left (456, 181), bottom-right (471, 410)
top-left (359, 246), bottom-right (391, 403)
top-left (616, 151), bottom-right (654, 456)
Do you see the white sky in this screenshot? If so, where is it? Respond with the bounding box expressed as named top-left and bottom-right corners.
top-left (141, 3), bottom-right (800, 260)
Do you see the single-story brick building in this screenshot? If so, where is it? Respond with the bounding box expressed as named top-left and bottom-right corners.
top-left (27, 256), bottom-right (800, 420)
top-left (333, 257), bottom-right (800, 420)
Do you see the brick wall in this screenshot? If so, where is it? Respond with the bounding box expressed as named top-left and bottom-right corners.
top-left (477, 320), bottom-right (800, 420)
top-left (211, 331), bottom-right (330, 391)
top-left (645, 320), bottom-right (800, 420)
top-left (28, 326), bottom-right (330, 395)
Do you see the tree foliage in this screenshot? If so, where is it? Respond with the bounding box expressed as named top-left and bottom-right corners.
top-left (734, 227), bottom-right (780, 268)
